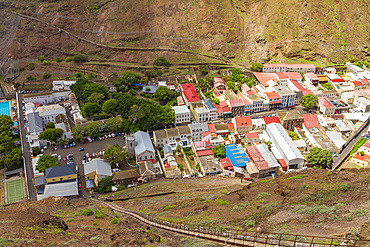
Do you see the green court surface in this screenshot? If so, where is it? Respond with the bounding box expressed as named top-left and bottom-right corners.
top-left (6, 178), bottom-right (25, 204)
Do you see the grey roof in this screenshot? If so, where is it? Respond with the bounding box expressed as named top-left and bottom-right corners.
top-left (134, 131), bottom-right (155, 155)
top-left (45, 165), bottom-right (76, 179)
top-left (203, 99), bottom-right (216, 110)
top-left (189, 123), bottom-right (209, 132)
top-left (27, 112), bottom-right (43, 133)
top-left (84, 159), bottom-right (112, 176)
top-left (326, 131), bottom-right (346, 149)
top-left (34, 176), bottom-right (46, 186)
top-left (255, 144), bottom-right (280, 169)
top-left (335, 120), bottom-right (350, 132)
top-left (172, 105), bottom-right (190, 114)
top-left (3, 168), bottom-right (22, 176)
top-left (163, 145), bottom-right (173, 154)
top-left (42, 181), bottom-right (78, 198)
top-left (142, 85), bottom-right (158, 94)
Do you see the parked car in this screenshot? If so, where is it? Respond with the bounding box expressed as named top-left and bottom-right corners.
top-left (79, 148), bottom-right (85, 151)
top-left (58, 155), bottom-right (61, 161)
top-left (63, 157), bottom-right (67, 161)
top-left (89, 153), bottom-right (93, 158)
top-left (51, 147), bottom-right (54, 151)
top-left (83, 156), bottom-right (86, 160)
top-left (78, 183), bottom-right (82, 188)
top-left (92, 153), bottom-right (96, 157)
top-left (61, 145), bottom-right (64, 149)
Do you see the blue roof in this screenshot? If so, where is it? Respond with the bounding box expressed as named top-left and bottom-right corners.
top-left (225, 144), bottom-right (250, 167)
top-left (132, 83), bottom-right (142, 86)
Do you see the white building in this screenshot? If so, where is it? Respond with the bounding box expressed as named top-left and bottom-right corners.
top-left (134, 131), bottom-right (156, 162)
top-left (324, 67), bottom-right (336, 74)
top-left (172, 105), bottom-right (191, 126)
top-left (189, 123), bottom-right (209, 142)
top-left (35, 104), bottom-right (66, 124)
top-left (23, 91), bottom-right (71, 105)
top-left (318, 97), bottom-right (335, 115)
top-left (354, 97), bottom-right (370, 112)
top-left (266, 123), bottom-right (305, 169)
top-left (153, 126), bottom-right (192, 148)
top-left (52, 81), bottom-right (76, 91)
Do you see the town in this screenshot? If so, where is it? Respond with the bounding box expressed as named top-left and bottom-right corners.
top-left (1, 60), bottom-right (370, 205)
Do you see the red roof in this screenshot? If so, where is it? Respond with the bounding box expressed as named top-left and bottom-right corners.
top-left (353, 154), bottom-right (370, 163)
top-left (352, 81), bottom-right (363, 86)
top-left (263, 63), bottom-right (286, 68)
top-left (245, 146), bottom-right (269, 170)
top-left (276, 72), bottom-right (289, 79)
top-left (361, 79), bottom-right (369, 84)
top-left (290, 80), bottom-right (312, 96)
top-left (245, 132), bottom-right (259, 138)
top-left (318, 97), bottom-right (334, 108)
top-left (196, 149), bottom-right (213, 157)
top-left (302, 114), bottom-right (320, 128)
top-left (202, 131), bottom-right (211, 137)
top-left (164, 160), bottom-right (171, 169)
top-left (286, 64), bottom-right (316, 69)
top-left (181, 83), bottom-right (200, 102)
top-left (34, 103), bottom-right (40, 107)
top-left (220, 101), bottom-right (229, 108)
top-left (218, 106), bottom-right (231, 113)
top-left (253, 72), bottom-right (279, 87)
top-left (247, 90), bottom-right (256, 95)
top-left (332, 79), bottom-right (345, 83)
top-left (264, 116), bottom-right (281, 125)
top-left (237, 92), bottom-right (251, 105)
top-left (220, 158), bottom-right (234, 171)
top-left (234, 116), bottom-right (252, 127)
top-left (227, 123), bottom-right (235, 130)
top-left (363, 142), bottom-right (370, 149)
top-left (265, 91), bottom-right (281, 100)
top-left (229, 99), bottom-right (244, 107)
top-left (278, 159), bottom-right (288, 168)
top-left (214, 77), bottom-right (225, 84)
top-left (285, 72), bottom-right (302, 80)
top-left (269, 100), bottom-right (282, 104)
top-left (208, 124), bottom-right (216, 133)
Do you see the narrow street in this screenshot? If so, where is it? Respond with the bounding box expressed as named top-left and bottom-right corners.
top-left (16, 93), bottom-right (37, 201)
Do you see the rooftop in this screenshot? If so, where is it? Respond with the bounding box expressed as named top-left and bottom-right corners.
top-left (172, 105), bottom-right (190, 114)
top-left (225, 144), bottom-right (250, 167)
top-left (84, 159), bottom-right (112, 176)
top-left (134, 131), bottom-right (155, 155)
top-left (265, 91), bottom-right (281, 100)
top-left (253, 72), bottom-right (279, 87)
top-left (264, 116), bottom-right (281, 125)
top-left (42, 181), bottom-right (78, 199)
top-left (112, 169), bottom-right (141, 181)
top-left (352, 154), bottom-right (370, 163)
top-left (318, 97), bottom-right (335, 108)
top-left (234, 116), bottom-right (252, 127)
top-left (303, 114), bottom-right (320, 128)
top-left (181, 83), bottom-right (200, 102)
top-left (45, 165), bottom-right (76, 179)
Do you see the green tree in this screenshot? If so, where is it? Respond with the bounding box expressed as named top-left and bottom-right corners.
top-left (70, 78), bottom-right (109, 103)
top-left (81, 103), bottom-right (102, 117)
top-left (140, 76), bottom-right (149, 84)
top-left (307, 147), bottom-right (333, 168)
top-left (129, 89), bottom-right (136, 96)
top-left (72, 125), bottom-right (84, 142)
top-left (226, 81), bottom-right (237, 92)
top-left (211, 98), bottom-right (220, 105)
top-left (74, 72), bottom-right (83, 78)
top-left (88, 92), bottom-right (105, 105)
top-left (265, 141), bottom-right (272, 150)
top-left (96, 176), bottom-right (113, 193)
top-left (250, 63), bottom-right (263, 72)
top-left (104, 116), bottom-right (121, 132)
top-left (14, 82), bottom-right (20, 90)
top-left (28, 63), bottom-right (35, 70)
top-left (153, 57), bottom-right (171, 66)
top-left (36, 155), bottom-right (60, 173)
top-left (360, 151), bottom-right (365, 156)
top-left (56, 57), bottom-right (62, 62)
top-left (103, 144), bottom-right (128, 164)
top-left (39, 128), bottom-right (64, 142)
top-left (289, 131), bottom-right (300, 141)
top-left (176, 145), bottom-right (181, 153)
top-left (121, 71), bottom-right (140, 87)
top-left (119, 119), bottom-right (132, 133)
top-left (212, 144), bottom-right (226, 159)
top-left (301, 94), bottom-right (318, 110)
top-left (0, 149), bottom-right (22, 170)
top-left (199, 65), bottom-right (208, 75)
top-left (32, 147), bottom-right (40, 156)
top-left (102, 99), bottom-right (118, 115)
top-left (84, 121), bottom-right (103, 137)
top-left (65, 57), bottom-right (71, 62)
top-left (153, 87), bottom-right (176, 103)
top-left (323, 83), bottom-right (333, 90)
top-left (46, 122), bottom-right (55, 129)
top-left (72, 54), bottom-right (87, 63)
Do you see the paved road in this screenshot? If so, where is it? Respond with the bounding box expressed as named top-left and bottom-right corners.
top-left (44, 136), bottom-right (126, 197)
top-left (16, 93), bottom-right (37, 201)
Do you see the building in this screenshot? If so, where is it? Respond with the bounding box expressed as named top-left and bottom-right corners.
top-left (264, 91), bottom-right (282, 110)
top-left (26, 112), bottom-right (43, 136)
top-left (350, 153), bottom-right (370, 167)
top-left (237, 92), bottom-right (252, 115)
top-left (225, 144), bottom-right (250, 169)
top-left (277, 110), bottom-right (304, 131)
top-left (142, 85), bottom-right (158, 94)
top-left (253, 72), bottom-right (279, 87)
top-left (84, 159), bottom-right (112, 188)
top-left (318, 97), bottom-right (335, 115)
top-left (326, 131), bottom-right (346, 150)
top-left (190, 102), bottom-right (210, 123)
top-left (244, 132), bottom-right (260, 145)
top-left (247, 94), bottom-right (264, 113)
top-left (180, 83), bottom-right (201, 106)
top-left (304, 73), bottom-right (319, 86)
top-left (203, 99), bottom-right (217, 120)
top-left (274, 85), bottom-right (296, 107)
top-left (137, 161), bottom-right (163, 181)
top-left (23, 91), bottom-right (71, 105)
top-left (134, 131), bottom-right (155, 162)
top-left (52, 81), bottom-right (76, 91)
top-left (189, 123), bottom-right (209, 142)
top-left (35, 104), bottom-right (66, 125)
top-left (41, 181), bottom-right (78, 199)
top-left (172, 105), bottom-right (191, 126)
top-left (153, 126), bottom-right (192, 148)
top-left (262, 64), bottom-right (316, 73)
top-left (287, 80), bottom-right (311, 105)
top-left (354, 97), bottom-right (370, 112)
top-left (112, 169), bottom-right (141, 186)
top-left (245, 144), bottom-right (280, 177)
top-left (232, 116), bottom-right (252, 135)
top-left (266, 123), bottom-right (305, 169)
top-left (214, 77), bottom-right (226, 91)
top-left (359, 142), bottom-right (370, 155)
top-left (262, 64), bottom-right (287, 73)
top-left (44, 165), bottom-right (77, 184)
top-left (341, 92), bottom-right (355, 104)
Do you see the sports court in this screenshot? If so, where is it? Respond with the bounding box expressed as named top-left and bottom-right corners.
top-left (0, 101), bottom-right (10, 116)
top-left (5, 178), bottom-right (25, 204)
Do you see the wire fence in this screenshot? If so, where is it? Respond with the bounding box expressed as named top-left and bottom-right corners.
top-left (98, 199), bottom-right (368, 247)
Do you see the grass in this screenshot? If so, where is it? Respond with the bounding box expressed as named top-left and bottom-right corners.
top-left (161, 204), bottom-right (177, 211)
top-left (339, 184), bottom-right (350, 191)
top-left (257, 192), bottom-right (271, 199)
top-left (231, 202), bottom-right (249, 212)
top-left (90, 235), bottom-right (102, 241)
top-left (294, 204), bottom-right (343, 215)
top-left (349, 209), bottom-right (370, 217)
top-left (215, 199), bottom-right (229, 205)
top-left (287, 175), bottom-right (306, 180)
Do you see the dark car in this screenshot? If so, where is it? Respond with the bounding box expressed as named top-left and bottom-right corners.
top-left (83, 156), bottom-right (86, 160)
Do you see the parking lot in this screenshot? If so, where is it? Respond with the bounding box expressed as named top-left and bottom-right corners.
top-left (44, 134), bottom-right (126, 196)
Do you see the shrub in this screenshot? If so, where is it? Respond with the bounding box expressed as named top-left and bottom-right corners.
top-left (299, 183), bottom-right (310, 192)
top-left (73, 54), bottom-right (87, 63)
top-left (90, 235), bottom-right (102, 240)
top-left (43, 72), bottom-right (51, 79)
top-left (56, 57), bottom-right (61, 62)
top-left (95, 210), bottom-right (105, 218)
top-left (231, 202), bottom-right (249, 212)
top-left (349, 209), bottom-right (370, 217)
top-left (245, 220), bottom-right (255, 227)
top-left (65, 57), bottom-right (71, 62)
top-left (287, 175), bottom-right (306, 180)
top-left (28, 63), bottom-right (35, 70)
top-left (257, 192), bottom-right (271, 199)
top-left (339, 184), bottom-right (350, 192)
top-left (92, 221), bottom-right (97, 226)
top-left (79, 208), bottom-right (94, 216)
top-left (153, 57), bottom-right (171, 66)
top-left (161, 204), bottom-right (177, 211)
top-left (294, 204), bottom-right (343, 215)
top-left (66, 219), bottom-right (75, 222)
top-left (110, 218), bottom-right (119, 224)
top-left (215, 199), bottom-right (229, 205)
top-left (26, 75), bottom-right (36, 80)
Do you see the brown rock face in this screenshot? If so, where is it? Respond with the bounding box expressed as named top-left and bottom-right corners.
top-left (358, 222), bottom-right (370, 240)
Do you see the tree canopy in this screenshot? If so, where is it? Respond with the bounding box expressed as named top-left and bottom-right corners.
top-left (103, 144), bottom-right (128, 164)
top-left (212, 144), bottom-right (226, 159)
top-left (153, 57), bottom-right (171, 66)
top-left (112, 71), bottom-right (140, 92)
top-left (289, 131), bottom-right (300, 140)
top-left (302, 94), bottom-right (318, 110)
top-left (70, 78), bottom-right (109, 103)
top-left (153, 87), bottom-right (176, 104)
top-left (81, 102), bottom-right (102, 117)
top-left (323, 83), bottom-right (333, 90)
top-left (46, 122), bottom-right (55, 129)
top-left (95, 176), bottom-right (113, 193)
top-left (225, 68), bottom-right (255, 89)
top-left (102, 99), bottom-right (118, 115)
top-left (36, 155), bottom-right (60, 173)
top-left (0, 115), bottom-right (21, 170)
top-left (250, 63), bottom-right (263, 72)
top-left (72, 54), bottom-right (87, 63)
top-left (88, 92), bottom-right (106, 105)
top-left (39, 128), bottom-right (64, 142)
top-left (104, 116), bottom-right (121, 132)
top-left (307, 147), bottom-right (333, 169)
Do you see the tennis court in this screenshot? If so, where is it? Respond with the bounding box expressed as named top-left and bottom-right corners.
top-left (5, 178), bottom-right (25, 204)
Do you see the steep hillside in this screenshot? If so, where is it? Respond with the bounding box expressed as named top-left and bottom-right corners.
top-left (5, 0), bottom-right (370, 66)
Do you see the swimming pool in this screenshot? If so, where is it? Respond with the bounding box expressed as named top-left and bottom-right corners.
top-left (0, 101), bottom-right (10, 116)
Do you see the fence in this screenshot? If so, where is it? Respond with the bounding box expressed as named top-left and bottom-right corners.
top-left (96, 199), bottom-right (368, 247)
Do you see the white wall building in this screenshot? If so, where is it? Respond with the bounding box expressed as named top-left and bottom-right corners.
top-left (354, 97), bottom-right (370, 112)
top-left (35, 104), bottom-right (66, 124)
top-left (318, 97), bottom-right (335, 115)
top-left (52, 81), bottom-right (76, 91)
top-left (134, 131), bottom-right (156, 162)
top-left (23, 91), bottom-right (71, 105)
top-left (189, 123), bottom-right (209, 142)
top-left (172, 105), bottom-right (191, 126)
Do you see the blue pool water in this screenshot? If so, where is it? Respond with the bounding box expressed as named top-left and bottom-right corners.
top-left (0, 101), bottom-right (10, 116)
top-left (13, 121), bottom-right (18, 126)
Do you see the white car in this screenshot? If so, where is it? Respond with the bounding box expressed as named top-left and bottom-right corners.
top-left (58, 155), bottom-right (61, 161)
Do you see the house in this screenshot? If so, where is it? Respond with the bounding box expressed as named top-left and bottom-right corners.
top-left (161, 145), bottom-right (181, 178)
top-left (228, 122), bottom-right (235, 133)
top-left (304, 73), bottom-right (319, 86)
top-left (277, 110), bottom-right (304, 131)
top-left (287, 80), bottom-right (311, 105)
top-left (264, 91), bottom-right (282, 110)
top-left (350, 153), bottom-right (370, 167)
top-left (273, 85), bottom-right (296, 107)
top-left (220, 158), bottom-right (234, 176)
top-left (52, 81), bottom-right (76, 91)
top-left (318, 97), bottom-right (335, 115)
top-left (232, 116), bottom-right (252, 135)
top-left (189, 123), bottom-right (209, 142)
top-left (172, 105), bottom-right (191, 126)
top-left (180, 83), bottom-right (201, 106)
top-left (225, 144), bottom-right (250, 169)
top-left (359, 142), bottom-right (370, 155)
top-left (137, 161), bottom-right (163, 181)
top-left (112, 169), bottom-right (141, 186)
top-left (224, 90), bottom-right (244, 116)
top-left (245, 144), bottom-right (280, 177)
top-left (190, 102), bottom-right (210, 123)
top-left (34, 175), bottom-right (46, 194)
top-left (142, 85), bottom-right (158, 94)
top-left (324, 67), bottom-right (336, 74)
top-left (153, 126), bottom-right (191, 148)
top-left (266, 123), bottom-right (305, 169)
top-left (237, 92), bottom-right (252, 115)
top-left (264, 116), bottom-right (281, 125)
top-left (203, 99), bottom-right (217, 120)
top-left (134, 131), bottom-right (155, 162)
top-left (262, 64), bottom-right (316, 73)
top-left (26, 112), bottom-right (43, 136)
top-left (247, 94), bottom-right (264, 113)
top-left (215, 103), bottom-right (232, 119)
top-left (41, 181), bottom-right (78, 199)
top-left (350, 80), bottom-right (364, 91)
top-left (44, 165), bottom-right (77, 184)
top-left (341, 92), bottom-right (355, 104)
top-left (55, 114), bottom-right (72, 140)
top-left (214, 77), bottom-right (226, 90)
top-left (262, 64), bottom-right (287, 73)
top-left (35, 104), bottom-right (66, 125)
top-left (253, 72), bottom-right (279, 87)
top-left (354, 97), bottom-right (370, 112)
top-left (84, 159), bottom-right (112, 189)
top-left (326, 131), bottom-right (346, 150)
top-left (244, 132), bottom-right (260, 145)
